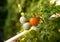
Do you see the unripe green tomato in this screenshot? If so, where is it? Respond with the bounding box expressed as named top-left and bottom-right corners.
top-left (23, 22), bottom-right (30, 30)
top-left (19, 16), bottom-right (26, 24)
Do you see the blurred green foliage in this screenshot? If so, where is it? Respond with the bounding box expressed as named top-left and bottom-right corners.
top-left (4, 0), bottom-right (21, 39)
top-left (3, 0), bottom-right (60, 42)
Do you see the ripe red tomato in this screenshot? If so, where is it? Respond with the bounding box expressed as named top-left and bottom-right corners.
top-left (29, 18), bottom-right (39, 26)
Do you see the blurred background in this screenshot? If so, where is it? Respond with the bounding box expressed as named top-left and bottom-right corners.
top-left (0, 0), bottom-right (7, 42)
top-left (0, 0), bottom-right (60, 42)
top-left (0, 0), bottom-right (21, 42)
